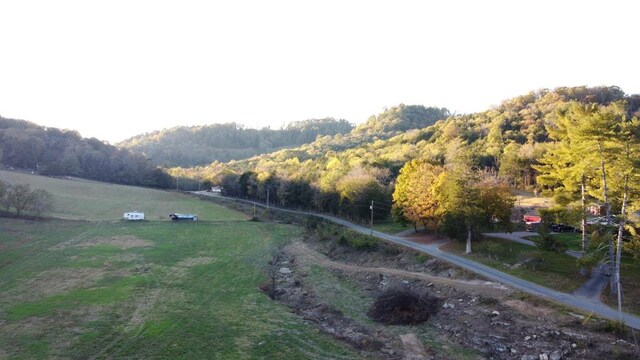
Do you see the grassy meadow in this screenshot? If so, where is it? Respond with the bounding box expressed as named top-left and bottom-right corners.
top-left (0, 172), bottom-right (360, 359)
top-left (0, 170), bottom-right (245, 221)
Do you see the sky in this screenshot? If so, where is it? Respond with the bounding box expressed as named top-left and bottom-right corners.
top-left (1, 0), bottom-right (639, 143)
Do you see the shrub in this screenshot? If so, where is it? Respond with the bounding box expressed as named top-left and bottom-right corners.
top-left (537, 225), bottom-right (567, 253)
top-left (516, 250), bottom-right (544, 270)
top-left (475, 241), bottom-right (503, 260)
top-left (347, 234), bottom-right (379, 251)
top-left (598, 319), bottom-right (627, 336)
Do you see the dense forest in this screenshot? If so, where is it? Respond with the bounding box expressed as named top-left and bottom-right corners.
top-left (171, 87), bottom-right (640, 222)
top-left (0, 118), bottom-right (174, 188)
top-left (117, 118), bottom-right (354, 167)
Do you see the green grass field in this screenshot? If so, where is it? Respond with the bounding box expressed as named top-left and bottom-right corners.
top-left (526, 232), bottom-right (584, 252)
top-left (0, 172), bottom-right (361, 359)
top-left (0, 170), bottom-right (246, 221)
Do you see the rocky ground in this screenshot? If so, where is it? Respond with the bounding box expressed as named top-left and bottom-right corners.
top-left (263, 232), bottom-right (639, 360)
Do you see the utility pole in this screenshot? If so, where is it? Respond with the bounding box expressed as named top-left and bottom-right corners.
top-left (370, 200), bottom-right (374, 236)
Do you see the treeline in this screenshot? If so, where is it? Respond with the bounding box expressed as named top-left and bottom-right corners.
top-left (174, 87), bottom-right (640, 222)
top-left (0, 118), bottom-right (174, 188)
top-left (172, 105), bottom-right (451, 220)
top-left (118, 118), bottom-right (354, 167)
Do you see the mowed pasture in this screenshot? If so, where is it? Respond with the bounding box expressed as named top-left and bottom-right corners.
top-left (0, 170), bottom-right (247, 221)
top-left (0, 173), bottom-right (359, 359)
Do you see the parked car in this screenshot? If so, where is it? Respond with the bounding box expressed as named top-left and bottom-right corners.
top-left (550, 223), bottom-right (577, 233)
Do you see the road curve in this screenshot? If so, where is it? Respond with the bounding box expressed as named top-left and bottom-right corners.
top-left (194, 193), bottom-right (640, 330)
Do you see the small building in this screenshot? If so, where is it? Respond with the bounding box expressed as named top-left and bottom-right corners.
top-left (169, 213), bottom-right (198, 221)
top-left (124, 211), bottom-right (145, 221)
top-left (588, 204), bottom-right (606, 216)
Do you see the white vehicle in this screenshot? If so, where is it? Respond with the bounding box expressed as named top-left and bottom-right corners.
top-left (586, 215), bottom-right (617, 225)
top-left (124, 211), bottom-right (145, 221)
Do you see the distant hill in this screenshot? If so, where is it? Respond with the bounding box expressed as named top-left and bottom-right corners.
top-left (195, 86), bottom-right (639, 176)
top-left (117, 118), bottom-right (354, 167)
top-left (0, 117), bottom-right (174, 188)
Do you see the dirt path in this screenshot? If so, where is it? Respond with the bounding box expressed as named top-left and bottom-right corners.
top-left (399, 333), bottom-right (431, 360)
top-left (286, 242), bottom-right (511, 299)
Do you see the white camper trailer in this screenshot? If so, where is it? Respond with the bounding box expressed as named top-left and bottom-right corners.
top-left (124, 211), bottom-right (145, 221)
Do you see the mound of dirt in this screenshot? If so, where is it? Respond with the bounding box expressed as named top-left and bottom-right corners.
top-left (367, 288), bottom-right (440, 325)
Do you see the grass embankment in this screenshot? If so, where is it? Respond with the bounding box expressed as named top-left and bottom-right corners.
top-left (602, 258), bottom-right (640, 316)
top-left (441, 237), bottom-right (584, 292)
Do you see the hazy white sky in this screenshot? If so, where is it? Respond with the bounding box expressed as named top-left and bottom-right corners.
top-left (1, 0), bottom-right (639, 143)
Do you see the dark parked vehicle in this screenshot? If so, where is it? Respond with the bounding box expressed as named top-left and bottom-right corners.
top-left (550, 223), bottom-right (577, 233)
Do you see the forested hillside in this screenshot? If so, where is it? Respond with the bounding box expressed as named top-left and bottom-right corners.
top-left (174, 86), bottom-right (640, 221)
top-left (0, 118), bottom-right (174, 188)
top-left (117, 118), bottom-right (354, 167)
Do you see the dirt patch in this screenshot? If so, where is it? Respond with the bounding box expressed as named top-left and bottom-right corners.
top-left (287, 241), bottom-right (511, 299)
top-left (266, 239), bottom-right (639, 359)
top-left (149, 257), bottom-right (217, 285)
top-left (5, 268), bottom-right (107, 303)
top-left (401, 232), bottom-right (447, 245)
top-left (0, 304), bottom-right (107, 358)
top-left (502, 299), bottom-right (555, 317)
top-left (399, 333), bottom-right (432, 360)
top-left (76, 235), bottom-right (154, 249)
top-left (53, 235), bottom-right (154, 250)
top-left (0, 236), bottom-right (30, 252)
top-left (125, 289), bottom-right (161, 332)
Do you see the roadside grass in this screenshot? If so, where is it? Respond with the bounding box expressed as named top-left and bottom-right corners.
top-left (0, 216), bottom-right (361, 358)
top-left (372, 219), bottom-right (410, 235)
top-left (526, 232), bottom-right (584, 252)
top-left (602, 257), bottom-right (640, 316)
top-left (440, 237), bottom-right (584, 292)
top-left (0, 170), bottom-right (247, 222)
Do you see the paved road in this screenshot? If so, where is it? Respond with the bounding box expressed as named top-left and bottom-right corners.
top-left (573, 263), bottom-right (610, 301)
top-left (483, 231), bottom-right (538, 247)
top-left (194, 193), bottom-right (640, 330)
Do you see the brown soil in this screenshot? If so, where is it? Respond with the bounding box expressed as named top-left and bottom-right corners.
top-left (268, 239), bottom-right (639, 360)
top-left (287, 241), bottom-right (511, 299)
top-left (23, 268), bottom-right (106, 297)
top-left (400, 333), bottom-right (432, 360)
top-left (53, 235), bottom-right (154, 250)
